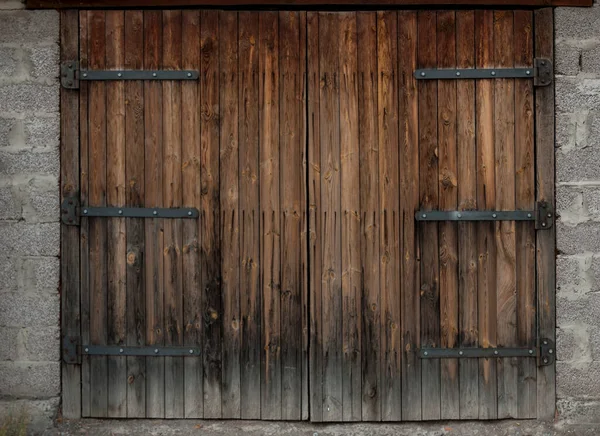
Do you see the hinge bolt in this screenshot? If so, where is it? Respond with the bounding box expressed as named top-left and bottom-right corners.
top-left (153, 210), bottom-right (158, 216)
top-left (543, 340), bottom-right (548, 345)
top-left (119, 348), bottom-right (124, 353)
top-left (543, 357), bottom-right (549, 364)
top-left (422, 214), bottom-right (427, 219)
top-left (423, 351), bottom-right (428, 356)
top-left (494, 350), bottom-right (499, 355)
top-left (154, 349), bottom-right (159, 354)
top-left (85, 348), bottom-right (89, 353)
top-left (83, 73), bottom-right (88, 78)
top-left (187, 72), bottom-right (192, 78)
top-left (526, 70), bottom-right (531, 75)
top-left (118, 209), bottom-right (123, 215)
top-left (83, 209), bottom-right (88, 214)
top-left (527, 213), bottom-right (532, 218)
top-left (542, 223), bottom-right (546, 227)
top-left (459, 351), bottom-right (464, 356)
top-left (153, 72), bottom-right (157, 77)
top-left (420, 72), bottom-right (426, 77)
top-left (547, 213), bottom-right (552, 218)
top-left (549, 349), bottom-right (553, 354)
top-left (456, 71), bottom-right (461, 77)
top-left (491, 71), bottom-right (496, 76)
top-left (529, 349), bottom-right (534, 354)
top-left (188, 211), bottom-right (192, 216)
top-left (492, 213), bottom-right (497, 218)
top-left (117, 73), bottom-right (122, 78)
top-left (189, 349), bottom-right (194, 354)
top-left (457, 213), bottom-right (462, 218)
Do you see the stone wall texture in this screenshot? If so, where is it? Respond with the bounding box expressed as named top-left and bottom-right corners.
top-left (0, 0), bottom-right (61, 432)
top-left (555, 1), bottom-right (600, 425)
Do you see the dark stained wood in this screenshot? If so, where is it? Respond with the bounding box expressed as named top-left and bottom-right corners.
top-left (493, 10), bottom-right (518, 419)
top-left (181, 9), bottom-right (203, 419)
top-left (377, 10), bottom-right (401, 421)
top-left (398, 9), bottom-right (421, 422)
top-left (28, 0), bottom-right (595, 9)
top-left (455, 9), bottom-right (479, 420)
top-left (514, 9), bottom-right (537, 419)
top-left (143, 9), bottom-right (165, 419)
top-left (534, 7), bottom-right (556, 421)
top-left (436, 10), bottom-right (459, 421)
top-left (88, 10), bottom-right (108, 418)
top-left (307, 11), bottom-right (323, 423)
top-left (219, 10), bottom-right (241, 419)
top-left (60, 8), bottom-right (81, 420)
top-left (199, 9), bottom-right (222, 419)
top-left (357, 11), bottom-right (380, 422)
top-left (259, 11), bottom-right (282, 420)
top-left (238, 11), bottom-right (261, 420)
top-left (279, 10), bottom-right (304, 420)
top-left (338, 12), bottom-right (361, 422)
top-left (105, 10), bottom-right (127, 418)
top-left (79, 10), bottom-right (91, 418)
top-left (475, 9), bottom-right (498, 420)
top-left (417, 10), bottom-right (440, 421)
top-left (123, 9), bottom-right (146, 419)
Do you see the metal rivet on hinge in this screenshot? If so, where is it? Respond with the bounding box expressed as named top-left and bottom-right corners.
top-left (542, 223), bottom-right (546, 227)
top-left (456, 71), bottom-right (461, 77)
top-left (83, 209), bottom-right (88, 214)
top-left (543, 357), bottom-right (549, 364)
top-left (189, 349), bottom-right (194, 354)
top-left (547, 213), bottom-right (552, 218)
top-left (152, 72), bottom-right (157, 77)
top-left (154, 349), bottom-right (159, 354)
top-left (549, 349), bottom-right (553, 354)
top-left (117, 73), bottom-right (122, 78)
top-left (187, 72), bottom-right (192, 78)
top-left (492, 213), bottom-right (497, 218)
top-left (491, 71), bottom-right (496, 76)
top-left (529, 349), bottom-right (534, 354)
top-left (459, 351), bottom-right (464, 356)
top-left (118, 209), bottom-right (123, 215)
top-left (526, 70), bottom-right (531, 75)
top-left (543, 340), bottom-right (548, 345)
top-left (422, 214), bottom-right (427, 219)
top-left (119, 348), bottom-right (124, 353)
top-left (83, 73), bottom-right (88, 78)
top-left (188, 211), bottom-right (192, 216)
top-left (494, 350), bottom-right (499, 355)
top-left (457, 213), bottom-right (462, 218)
top-left (153, 210), bottom-right (158, 216)
top-left (527, 213), bottom-right (532, 218)
top-left (420, 72), bottom-right (426, 77)
top-left (423, 351), bottom-right (428, 356)
top-left (84, 348), bottom-right (89, 353)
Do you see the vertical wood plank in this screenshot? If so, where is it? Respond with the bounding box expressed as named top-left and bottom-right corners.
top-left (514, 9), bottom-right (537, 419)
top-left (88, 10), bottom-right (108, 418)
top-left (436, 10), bottom-right (460, 420)
top-left (162, 9), bottom-right (185, 419)
top-left (124, 9), bottom-right (146, 419)
top-left (534, 7), bottom-right (556, 420)
top-left (105, 10), bottom-right (127, 418)
top-left (357, 11), bottom-right (381, 422)
top-left (456, 9), bottom-right (479, 420)
top-left (475, 9), bottom-right (498, 420)
top-left (79, 9), bottom-right (91, 418)
top-left (182, 9), bottom-right (203, 419)
top-left (219, 10), bottom-right (241, 419)
top-left (377, 10), bottom-right (401, 421)
top-left (200, 10), bottom-right (222, 419)
top-left (398, 10), bottom-right (421, 422)
top-left (143, 9), bottom-right (165, 419)
top-left (60, 8), bottom-right (81, 419)
top-left (418, 10), bottom-right (441, 421)
top-left (238, 11), bottom-right (261, 420)
top-left (493, 10), bottom-right (518, 420)
top-left (307, 11), bottom-right (323, 423)
top-left (338, 12), bottom-right (361, 422)
top-left (259, 11), bottom-right (281, 420)
top-left (319, 12), bottom-right (343, 421)
top-left (279, 10), bottom-right (304, 420)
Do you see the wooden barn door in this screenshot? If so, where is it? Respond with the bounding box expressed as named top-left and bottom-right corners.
top-left (68, 10), bottom-right (308, 419)
top-left (306, 9), bottom-right (555, 422)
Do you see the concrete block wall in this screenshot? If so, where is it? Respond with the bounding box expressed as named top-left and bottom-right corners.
top-left (0, 0), bottom-right (61, 431)
top-left (555, 1), bottom-right (600, 425)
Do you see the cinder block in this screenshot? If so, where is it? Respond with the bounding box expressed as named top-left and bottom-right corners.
top-left (0, 293), bottom-right (59, 328)
top-left (557, 323), bottom-right (593, 363)
top-left (0, 117), bottom-right (20, 148)
top-left (557, 361), bottom-right (600, 399)
top-left (0, 327), bottom-right (20, 360)
top-left (556, 42), bottom-right (581, 76)
top-left (0, 185), bottom-right (21, 220)
top-left (0, 149), bottom-right (59, 177)
top-left (20, 327), bottom-right (60, 361)
top-left (0, 222), bottom-right (59, 257)
top-left (557, 398), bottom-right (600, 424)
top-left (582, 45), bottom-right (600, 75)
top-left (22, 178), bottom-right (60, 223)
top-left (556, 6), bottom-right (600, 41)
top-left (0, 10), bottom-right (58, 44)
top-left (0, 361), bottom-right (60, 398)
top-left (0, 257), bottom-right (18, 291)
top-left (23, 115), bottom-right (59, 149)
top-left (558, 221), bottom-right (600, 255)
top-left (0, 83), bottom-right (58, 114)
top-left (556, 77), bottom-right (600, 113)
top-left (29, 45), bottom-right (59, 80)
top-left (0, 398), bottom-right (59, 434)
top-left (557, 254), bottom-right (596, 297)
top-left (558, 292), bottom-right (600, 328)
top-left (0, 47), bottom-right (19, 77)
top-left (17, 257), bottom-right (60, 292)
top-left (557, 147), bottom-right (600, 183)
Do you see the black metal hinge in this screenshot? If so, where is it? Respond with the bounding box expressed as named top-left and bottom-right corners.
top-left (414, 57), bottom-right (553, 87)
top-left (419, 338), bottom-right (555, 367)
top-left (61, 60), bottom-right (199, 89)
top-left (61, 195), bottom-right (199, 226)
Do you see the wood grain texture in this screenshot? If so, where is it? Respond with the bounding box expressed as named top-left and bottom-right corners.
top-left (357, 11), bottom-right (380, 422)
top-left (398, 10), bottom-right (421, 422)
top-left (60, 8), bottom-right (81, 419)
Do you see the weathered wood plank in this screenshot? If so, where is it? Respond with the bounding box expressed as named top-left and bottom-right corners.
top-left (534, 7), bottom-right (556, 421)
top-left (475, 9), bottom-right (498, 420)
top-left (162, 9), bottom-right (185, 419)
top-left (307, 11), bottom-right (323, 423)
top-left (60, 8), bottom-right (81, 419)
top-left (182, 9), bottom-right (203, 419)
top-left (417, 9), bottom-right (441, 421)
top-left (219, 10), bottom-right (241, 419)
top-left (377, 10), bottom-right (401, 421)
top-left (436, 10), bottom-right (459, 421)
top-left (79, 10), bottom-right (91, 418)
top-left (398, 9), bottom-right (421, 422)
top-left (259, 11), bottom-right (282, 420)
top-left (200, 9), bottom-right (222, 419)
top-left (238, 11), bottom-right (261, 420)
top-left (88, 9), bottom-right (108, 418)
top-left (357, 11), bottom-right (380, 422)
top-left (279, 10), bottom-right (304, 421)
top-left (143, 9), bottom-right (165, 419)
top-left (456, 9), bottom-right (479, 420)
top-left (514, 9), bottom-right (537, 419)
top-left (124, 9), bottom-right (146, 419)
top-left (493, 10), bottom-right (518, 420)
top-left (105, 11), bottom-right (127, 418)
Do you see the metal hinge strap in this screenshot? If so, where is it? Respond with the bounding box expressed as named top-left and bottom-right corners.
top-left (61, 61), bottom-right (199, 89)
top-left (82, 345), bottom-right (201, 357)
top-left (61, 196), bottom-right (199, 226)
top-left (419, 339), bottom-right (554, 367)
top-left (414, 57), bottom-right (552, 87)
